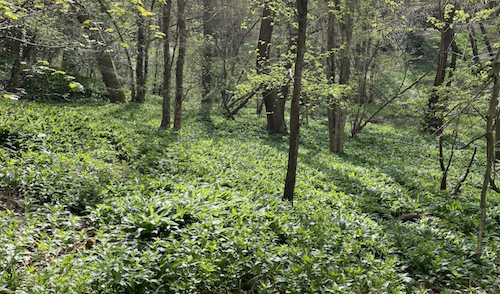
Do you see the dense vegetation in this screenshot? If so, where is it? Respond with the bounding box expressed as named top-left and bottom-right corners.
top-left (1, 95), bottom-right (500, 293)
top-left (1, 0), bottom-right (500, 293)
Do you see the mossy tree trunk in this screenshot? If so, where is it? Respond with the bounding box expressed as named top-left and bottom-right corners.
top-left (76, 5), bottom-right (126, 104)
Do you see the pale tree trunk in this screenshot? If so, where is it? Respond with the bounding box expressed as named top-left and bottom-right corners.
top-left (200, 0), bottom-right (214, 114)
top-left (256, 1), bottom-right (287, 133)
top-left (474, 48), bottom-right (500, 259)
top-left (173, 0), bottom-right (187, 130)
top-left (283, 0), bottom-right (308, 204)
top-left (160, 0), bottom-right (172, 128)
top-left (76, 5), bottom-right (126, 104)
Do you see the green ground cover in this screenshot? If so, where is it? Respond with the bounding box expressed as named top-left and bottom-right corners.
top-left (1, 96), bottom-right (499, 293)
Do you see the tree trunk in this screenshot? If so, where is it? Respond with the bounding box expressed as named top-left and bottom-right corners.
top-left (99, 0), bottom-right (136, 99)
top-left (339, 0), bottom-right (354, 86)
top-left (9, 29), bottom-right (22, 93)
top-left (474, 48), bottom-right (500, 258)
top-left (76, 6), bottom-right (126, 104)
top-left (326, 0), bottom-right (347, 153)
top-left (283, 0), bottom-right (308, 204)
top-left (256, 1), bottom-right (287, 133)
top-left (329, 104), bottom-right (347, 153)
top-left (200, 0), bottom-right (214, 114)
top-left (423, 2), bottom-right (455, 134)
top-left (160, 0), bottom-right (172, 128)
top-left (173, 0), bottom-right (187, 130)
top-left (135, 12), bottom-right (146, 102)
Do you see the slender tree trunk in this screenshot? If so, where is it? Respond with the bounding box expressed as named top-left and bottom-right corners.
top-left (479, 22), bottom-right (494, 59)
top-left (339, 0), bottom-right (354, 86)
top-left (143, 0), bottom-right (155, 96)
top-left (256, 1), bottom-right (287, 133)
top-left (9, 29), bottom-right (22, 93)
top-left (474, 48), bottom-right (500, 258)
top-left (160, 0), bottom-right (172, 128)
top-left (76, 4), bottom-right (126, 103)
top-left (135, 13), bottom-right (146, 102)
top-left (283, 0), bottom-right (308, 204)
top-left (469, 24), bottom-right (481, 70)
top-left (200, 0), bottom-right (214, 114)
top-left (173, 0), bottom-right (187, 130)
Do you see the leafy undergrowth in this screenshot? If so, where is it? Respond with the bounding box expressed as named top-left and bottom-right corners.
top-left (1, 96), bottom-right (499, 293)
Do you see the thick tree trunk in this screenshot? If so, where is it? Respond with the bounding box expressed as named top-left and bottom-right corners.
top-left (99, 0), bottom-right (136, 99)
top-left (160, 0), bottom-right (172, 128)
top-left (283, 0), bottom-right (308, 204)
top-left (200, 0), bottom-right (214, 114)
top-left (173, 0), bottom-right (187, 130)
top-left (423, 4), bottom-right (455, 134)
top-left (328, 104), bottom-right (347, 153)
top-left (256, 1), bottom-right (287, 133)
top-left (76, 8), bottom-right (126, 104)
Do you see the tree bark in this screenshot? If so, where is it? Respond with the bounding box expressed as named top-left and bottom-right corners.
top-left (423, 2), bottom-right (455, 134)
top-left (160, 0), bottom-right (172, 128)
top-left (200, 0), bottom-right (214, 114)
top-left (326, 0), bottom-right (347, 153)
top-left (474, 48), bottom-right (500, 258)
top-left (135, 12), bottom-right (146, 102)
top-left (9, 29), bottom-right (22, 93)
top-left (256, 1), bottom-right (287, 133)
top-left (283, 0), bottom-right (308, 204)
top-left (76, 5), bottom-right (126, 104)
top-left (99, 0), bottom-right (136, 99)
top-left (173, 0), bottom-right (187, 130)
top-left (339, 0), bottom-right (354, 86)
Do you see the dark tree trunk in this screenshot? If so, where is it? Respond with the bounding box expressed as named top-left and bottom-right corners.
top-left (283, 0), bottom-right (308, 204)
top-left (256, 1), bottom-right (287, 133)
top-left (173, 0), bottom-right (187, 130)
top-left (200, 0), bottom-right (214, 114)
top-left (326, 0), bottom-right (347, 153)
top-left (469, 24), bottom-right (481, 70)
top-left (135, 13), bottom-right (146, 102)
top-left (339, 0), bottom-right (354, 86)
top-left (9, 29), bottom-right (22, 93)
top-left (423, 5), bottom-right (455, 134)
top-left (160, 0), bottom-right (172, 128)
top-left (75, 3), bottom-right (126, 103)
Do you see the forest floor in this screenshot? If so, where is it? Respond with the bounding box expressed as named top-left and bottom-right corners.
top-left (1, 96), bottom-right (500, 293)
